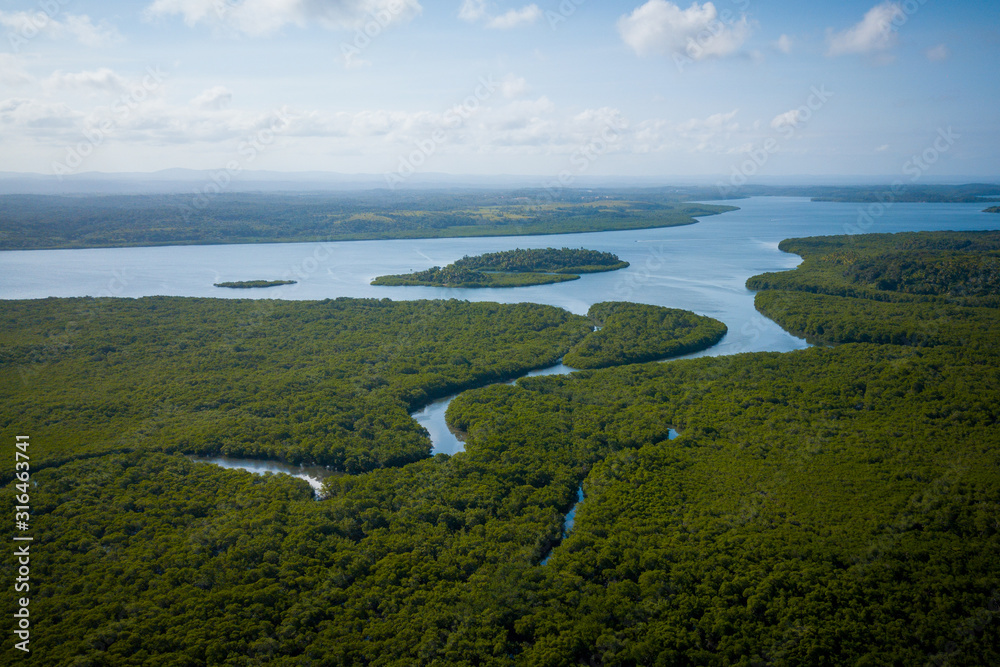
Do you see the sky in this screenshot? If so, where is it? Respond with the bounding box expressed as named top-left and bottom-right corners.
top-left (0, 0), bottom-right (998, 183)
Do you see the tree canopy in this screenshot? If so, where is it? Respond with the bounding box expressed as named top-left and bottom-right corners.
top-left (372, 248), bottom-right (629, 288)
top-left (2, 231), bottom-right (999, 664)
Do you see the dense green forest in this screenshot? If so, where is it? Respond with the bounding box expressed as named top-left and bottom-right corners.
top-left (0, 193), bottom-right (734, 251)
top-left (746, 231), bottom-right (1000, 347)
top-left (372, 248), bottom-right (628, 288)
top-left (2, 232), bottom-right (999, 665)
top-left (214, 280), bottom-right (297, 289)
top-left (372, 265), bottom-right (580, 288)
top-left (0, 298), bottom-right (599, 473)
top-left (453, 248), bottom-right (630, 274)
top-left (563, 302), bottom-right (727, 369)
top-left (4, 184), bottom-right (997, 251)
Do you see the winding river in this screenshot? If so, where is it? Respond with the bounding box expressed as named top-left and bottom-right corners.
top-left (4, 197), bottom-right (997, 492)
top-left (413, 360), bottom-right (579, 455)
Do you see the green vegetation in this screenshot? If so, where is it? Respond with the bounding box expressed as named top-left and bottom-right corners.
top-left (0, 298), bottom-right (595, 473)
top-left (0, 192), bottom-right (736, 250)
top-left (563, 302), bottom-right (727, 369)
top-left (747, 231), bottom-right (1000, 347)
top-left (372, 265), bottom-right (579, 288)
top-left (214, 280), bottom-right (296, 289)
top-left (715, 183), bottom-right (1000, 203)
top-left (453, 247), bottom-right (630, 274)
top-left (445, 342), bottom-right (1000, 665)
top-left (3, 231), bottom-right (1000, 664)
top-left (985, 206), bottom-right (1000, 213)
top-left (372, 248), bottom-right (629, 288)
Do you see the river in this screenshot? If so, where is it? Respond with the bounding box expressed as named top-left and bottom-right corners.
top-left (4, 197), bottom-right (997, 483)
top-left (187, 456), bottom-right (338, 497)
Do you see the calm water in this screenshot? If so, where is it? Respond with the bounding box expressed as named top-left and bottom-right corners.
top-left (3, 197), bottom-right (996, 467)
top-left (3, 198), bottom-right (994, 361)
top-left (187, 455), bottom-right (335, 497)
top-left (414, 359), bottom-right (581, 455)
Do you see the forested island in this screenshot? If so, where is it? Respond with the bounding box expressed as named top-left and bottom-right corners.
top-left (2, 232), bottom-right (999, 664)
top-left (214, 280), bottom-right (297, 289)
top-left (372, 247), bottom-right (629, 288)
top-left (985, 206), bottom-right (1000, 213)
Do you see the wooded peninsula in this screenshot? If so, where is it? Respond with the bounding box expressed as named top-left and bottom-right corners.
top-left (0, 192), bottom-right (734, 251)
top-left (1, 231), bottom-right (998, 664)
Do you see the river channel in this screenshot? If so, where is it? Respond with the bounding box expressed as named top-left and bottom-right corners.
top-left (4, 197), bottom-right (997, 490)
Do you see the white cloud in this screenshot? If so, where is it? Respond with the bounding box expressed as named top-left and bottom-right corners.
top-left (826, 2), bottom-right (903, 57)
top-left (925, 43), bottom-right (950, 61)
top-left (617, 0), bottom-right (752, 61)
top-left (487, 4), bottom-right (541, 29)
top-left (0, 54), bottom-right (33, 86)
top-left (875, 144), bottom-right (889, 152)
top-left (770, 108), bottom-right (802, 130)
top-left (144, 0), bottom-right (422, 36)
top-left (0, 11), bottom-right (122, 47)
top-left (460, 2), bottom-right (541, 29)
top-left (0, 97), bottom-right (81, 130)
top-left (499, 74), bottom-right (528, 99)
top-left (675, 109), bottom-right (739, 150)
top-left (677, 109), bottom-right (738, 135)
top-left (458, 0), bottom-right (488, 22)
top-left (628, 108), bottom-right (745, 155)
top-left (0, 78), bottom-right (757, 167)
top-left (773, 34), bottom-right (792, 54)
top-left (44, 68), bottom-right (130, 94)
top-left (191, 86), bottom-right (233, 110)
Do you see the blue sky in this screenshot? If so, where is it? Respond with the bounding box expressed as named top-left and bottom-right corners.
top-left (1, 0), bottom-right (997, 181)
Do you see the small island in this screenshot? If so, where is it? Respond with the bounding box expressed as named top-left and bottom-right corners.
top-left (214, 280), bottom-right (297, 289)
top-left (372, 247), bottom-right (629, 288)
top-left (985, 206), bottom-right (1000, 213)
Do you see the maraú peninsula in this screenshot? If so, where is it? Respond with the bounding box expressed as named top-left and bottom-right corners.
top-left (2, 0), bottom-right (999, 659)
top-left (4, 230), bottom-right (998, 664)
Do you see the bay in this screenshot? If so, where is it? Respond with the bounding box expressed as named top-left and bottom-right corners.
top-left (3, 198), bottom-right (994, 365)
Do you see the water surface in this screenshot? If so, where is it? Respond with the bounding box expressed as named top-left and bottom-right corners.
top-left (188, 455), bottom-right (336, 497)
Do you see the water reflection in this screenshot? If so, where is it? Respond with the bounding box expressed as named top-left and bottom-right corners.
top-left (188, 455), bottom-right (336, 498)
